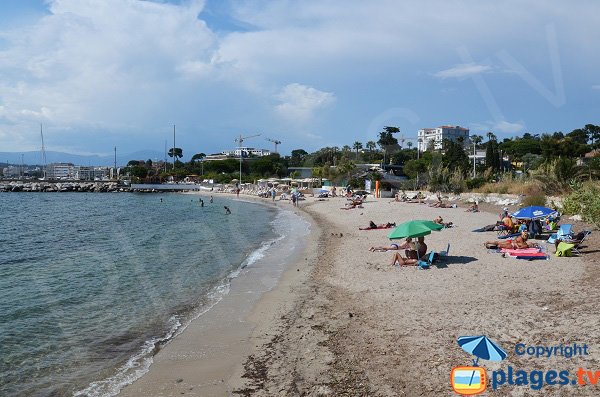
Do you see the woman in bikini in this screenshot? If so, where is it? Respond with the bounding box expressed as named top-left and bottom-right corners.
top-left (370, 237), bottom-right (412, 252)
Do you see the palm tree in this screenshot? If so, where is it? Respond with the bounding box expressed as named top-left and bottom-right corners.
top-left (486, 131), bottom-right (496, 142)
top-left (353, 141), bottom-right (363, 161)
top-left (366, 141), bottom-right (377, 152)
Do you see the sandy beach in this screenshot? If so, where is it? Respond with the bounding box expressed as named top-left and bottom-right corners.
top-left (121, 193), bottom-right (600, 396)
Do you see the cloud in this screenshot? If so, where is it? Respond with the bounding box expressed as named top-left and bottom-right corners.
top-left (434, 63), bottom-right (493, 79)
top-left (494, 120), bottom-right (524, 133)
top-left (275, 83), bottom-right (335, 122)
top-left (593, 85), bottom-right (600, 90)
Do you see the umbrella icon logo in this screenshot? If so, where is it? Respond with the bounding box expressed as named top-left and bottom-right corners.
top-left (451, 336), bottom-right (507, 395)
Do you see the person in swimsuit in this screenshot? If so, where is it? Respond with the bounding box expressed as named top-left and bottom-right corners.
top-left (370, 237), bottom-right (411, 252)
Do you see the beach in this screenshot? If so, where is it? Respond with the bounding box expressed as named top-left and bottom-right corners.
top-left (121, 194), bottom-right (600, 396)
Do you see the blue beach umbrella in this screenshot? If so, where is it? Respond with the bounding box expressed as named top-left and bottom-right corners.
top-left (458, 335), bottom-right (507, 387)
top-left (512, 206), bottom-right (558, 220)
top-left (457, 335), bottom-right (507, 365)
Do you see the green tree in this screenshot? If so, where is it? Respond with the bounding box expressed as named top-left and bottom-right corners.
top-left (443, 140), bottom-right (470, 174)
top-left (191, 153), bottom-right (206, 163)
top-left (168, 148), bottom-right (183, 160)
top-left (353, 141), bottom-right (363, 160)
top-left (378, 126), bottom-right (400, 149)
top-left (366, 141), bottom-right (377, 152)
top-left (290, 149), bottom-right (308, 166)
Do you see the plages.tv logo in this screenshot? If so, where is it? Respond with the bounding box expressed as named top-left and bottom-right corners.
top-left (451, 335), bottom-right (508, 395)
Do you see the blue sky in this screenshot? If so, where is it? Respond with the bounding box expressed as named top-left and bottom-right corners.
top-left (0, 0), bottom-right (598, 157)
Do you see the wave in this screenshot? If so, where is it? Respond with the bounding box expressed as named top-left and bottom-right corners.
top-left (72, 207), bottom-right (299, 397)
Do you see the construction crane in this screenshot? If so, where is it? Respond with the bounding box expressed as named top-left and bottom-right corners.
top-left (234, 133), bottom-right (261, 184)
top-left (266, 138), bottom-right (282, 153)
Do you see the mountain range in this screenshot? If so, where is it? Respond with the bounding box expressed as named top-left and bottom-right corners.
top-left (0, 150), bottom-right (170, 167)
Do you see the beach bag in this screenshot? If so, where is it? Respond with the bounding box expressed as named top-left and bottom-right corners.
top-left (555, 242), bottom-right (574, 257)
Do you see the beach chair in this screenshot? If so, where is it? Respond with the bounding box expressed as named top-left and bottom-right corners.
top-left (439, 243), bottom-right (450, 258)
top-left (417, 251), bottom-right (435, 269)
top-left (547, 224), bottom-right (573, 245)
top-left (563, 230), bottom-right (591, 256)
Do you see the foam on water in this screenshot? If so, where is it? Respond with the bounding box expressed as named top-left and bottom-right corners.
top-left (70, 204), bottom-right (308, 397)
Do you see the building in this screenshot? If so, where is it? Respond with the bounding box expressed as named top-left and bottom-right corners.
top-left (76, 166), bottom-right (110, 180)
top-left (47, 163), bottom-right (76, 179)
top-left (417, 125), bottom-right (470, 152)
top-left (222, 147), bottom-right (271, 157)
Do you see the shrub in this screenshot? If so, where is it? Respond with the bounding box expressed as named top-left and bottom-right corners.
top-left (466, 177), bottom-right (486, 190)
top-left (562, 182), bottom-right (600, 228)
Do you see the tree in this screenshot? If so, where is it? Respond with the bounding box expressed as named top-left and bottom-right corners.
top-left (442, 140), bottom-right (470, 175)
top-left (366, 141), bottom-right (377, 152)
top-left (353, 141), bottom-right (363, 160)
top-left (290, 149), bottom-right (308, 166)
top-left (471, 135), bottom-right (483, 148)
top-left (168, 147), bottom-right (183, 159)
top-left (378, 126), bottom-right (400, 149)
top-left (485, 136), bottom-right (500, 171)
top-left (191, 153), bottom-right (206, 163)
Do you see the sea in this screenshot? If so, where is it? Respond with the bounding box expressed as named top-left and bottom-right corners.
top-left (0, 192), bottom-right (302, 397)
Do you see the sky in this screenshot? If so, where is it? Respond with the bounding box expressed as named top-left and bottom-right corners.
top-left (0, 0), bottom-right (598, 158)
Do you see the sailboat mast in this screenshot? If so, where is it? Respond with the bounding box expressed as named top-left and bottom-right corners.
top-left (40, 124), bottom-right (47, 179)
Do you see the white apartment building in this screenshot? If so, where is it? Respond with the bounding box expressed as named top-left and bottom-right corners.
top-left (417, 125), bottom-right (470, 151)
top-left (222, 147), bottom-right (271, 157)
top-left (47, 163), bottom-right (76, 179)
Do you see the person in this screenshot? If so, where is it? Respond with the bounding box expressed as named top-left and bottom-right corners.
top-left (291, 193), bottom-right (298, 207)
top-left (406, 236), bottom-right (428, 259)
top-left (500, 213), bottom-right (514, 231)
top-left (484, 231), bottom-right (533, 249)
top-left (210, 195), bottom-right (213, 203)
top-left (360, 221), bottom-right (396, 230)
top-left (466, 201), bottom-right (479, 212)
top-left (371, 238), bottom-right (413, 252)
top-left (224, 206), bottom-right (231, 214)
top-left (500, 207), bottom-right (510, 220)
top-left (271, 189), bottom-right (276, 201)
top-left (200, 198), bottom-right (204, 207)
top-left (236, 188), bottom-right (240, 198)
top-left (433, 216), bottom-right (453, 228)
top-left (331, 186), bottom-right (337, 197)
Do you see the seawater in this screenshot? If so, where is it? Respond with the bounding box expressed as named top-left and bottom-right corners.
top-left (0, 192), bottom-right (281, 397)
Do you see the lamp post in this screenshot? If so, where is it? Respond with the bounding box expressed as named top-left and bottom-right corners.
top-left (473, 141), bottom-right (476, 178)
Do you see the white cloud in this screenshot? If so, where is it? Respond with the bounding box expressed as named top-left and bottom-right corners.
top-left (494, 120), bottom-right (524, 133)
top-left (275, 83), bottom-right (335, 122)
top-left (593, 85), bottom-right (600, 90)
top-left (434, 63), bottom-right (493, 79)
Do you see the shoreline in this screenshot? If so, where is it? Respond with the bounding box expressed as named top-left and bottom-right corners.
top-left (118, 195), bottom-right (319, 396)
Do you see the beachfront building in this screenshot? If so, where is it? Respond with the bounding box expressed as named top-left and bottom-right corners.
top-left (76, 166), bottom-right (110, 181)
top-left (222, 147), bottom-right (271, 157)
top-left (417, 125), bottom-right (470, 152)
top-left (47, 163), bottom-right (76, 179)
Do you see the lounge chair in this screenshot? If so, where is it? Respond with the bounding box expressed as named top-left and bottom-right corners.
top-left (547, 224), bottom-right (573, 245)
top-left (562, 230), bottom-right (591, 256)
top-left (439, 243), bottom-right (450, 257)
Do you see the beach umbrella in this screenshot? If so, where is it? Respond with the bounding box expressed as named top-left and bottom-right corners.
top-left (457, 335), bottom-right (507, 365)
top-left (387, 220), bottom-right (443, 240)
top-left (512, 206), bottom-right (558, 220)
top-left (458, 335), bottom-right (507, 387)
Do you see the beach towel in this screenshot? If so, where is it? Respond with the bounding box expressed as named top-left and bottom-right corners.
top-left (500, 248), bottom-right (541, 255)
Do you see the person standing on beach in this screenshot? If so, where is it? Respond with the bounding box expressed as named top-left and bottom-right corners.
top-left (210, 195), bottom-right (213, 203)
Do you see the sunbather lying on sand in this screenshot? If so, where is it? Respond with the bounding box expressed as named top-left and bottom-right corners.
top-left (370, 237), bottom-right (412, 252)
top-left (360, 221), bottom-right (396, 230)
top-left (485, 231), bottom-right (537, 249)
top-left (341, 199), bottom-right (363, 210)
top-left (433, 216), bottom-right (453, 228)
top-left (466, 202), bottom-right (479, 212)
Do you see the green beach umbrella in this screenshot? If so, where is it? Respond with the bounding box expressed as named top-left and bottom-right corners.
top-left (387, 220), bottom-right (443, 240)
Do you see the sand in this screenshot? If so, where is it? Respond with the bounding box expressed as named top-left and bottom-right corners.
top-left (121, 194), bottom-right (600, 396)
